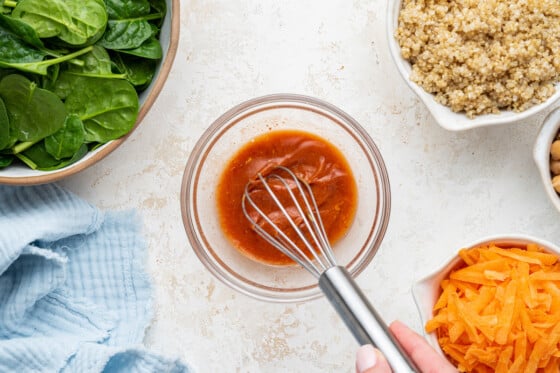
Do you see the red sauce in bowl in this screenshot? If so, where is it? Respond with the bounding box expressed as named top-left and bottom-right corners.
top-left (216, 129), bottom-right (357, 265)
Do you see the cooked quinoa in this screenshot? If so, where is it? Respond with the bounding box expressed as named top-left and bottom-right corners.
top-left (395, 0), bottom-right (560, 118)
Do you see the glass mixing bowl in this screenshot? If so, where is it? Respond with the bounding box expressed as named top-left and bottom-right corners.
top-left (180, 94), bottom-right (391, 302)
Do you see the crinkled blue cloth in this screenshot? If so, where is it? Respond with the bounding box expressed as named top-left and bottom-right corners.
top-left (0, 184), bottom-right (190, 373)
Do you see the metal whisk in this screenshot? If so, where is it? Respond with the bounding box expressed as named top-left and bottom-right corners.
top-left (242, 166), bottom-right (419, 372)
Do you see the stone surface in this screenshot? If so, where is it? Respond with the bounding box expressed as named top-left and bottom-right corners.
top-left (60, 0), bottom-right (560, 371)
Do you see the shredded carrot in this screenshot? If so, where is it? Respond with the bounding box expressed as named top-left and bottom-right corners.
top-left (426, 243), bottom-right (560, 372)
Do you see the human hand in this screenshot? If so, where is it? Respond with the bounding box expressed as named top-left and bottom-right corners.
top-left (355, 320), bottom-right (458, 373)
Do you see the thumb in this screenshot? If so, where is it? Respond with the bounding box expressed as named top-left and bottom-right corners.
top-left (355, 344), bottom-right (392, 373)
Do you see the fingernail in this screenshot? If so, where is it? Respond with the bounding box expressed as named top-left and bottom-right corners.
top-left (356, 344), bottom-right (377, 372)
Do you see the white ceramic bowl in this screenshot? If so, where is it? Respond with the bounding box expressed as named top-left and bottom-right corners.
top-left (534, 107), bottom-right (560, 213)
top-left (0, 0), bottom-right (180, 185)
top-left (412, 234), bottom-right (560, 358)
top-left (386, 0), bottom-right (560, 131)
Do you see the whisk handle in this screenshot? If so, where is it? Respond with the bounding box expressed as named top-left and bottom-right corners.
top-left (318, 266), bottom-right (420, 373)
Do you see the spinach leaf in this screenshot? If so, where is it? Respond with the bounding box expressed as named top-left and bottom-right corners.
top-left (0, 24), bottom-right (47, 64)
top-left (116, 36), bottom-right (162, 59)
top-left (0, 68), bottom-right (17, 81)
top-left (112, 52), bottom-right (155, 87)
top-left (41, 63), bottom-right (60, 91)
top-left (17, 142), bottom-right (59, 169)
top-left (149, 0), bottom-right (166, 27)
top-left (105, 0), bottom-right (150, 19)
top-left (59, 0), bottom-right (107, 45)
top-left (150, 0), bottom-right (166, 14)
top-left (67, 45), bottom-right (125, 78)
top-left (12, 0), bottom-right (107, 46)
top-left (44, 114), bottom-right (85, 159)
top-left (17, 141), bottom-right (87, 170)
top-left (100, 18), bottom-right (152, 50)
top-left (11, 0), bottom-right (71, 39)
top-left (54, 73), bottom-right (138, 143)
top-left (0, 96), bottom-right (9, 150)
top-left (0, 154), bottom-right (13, 168)
top-left (51, 71), bottom-right (74, 100)
top-left (0, 74), bottom-right (67, 142)
top-left (0, 13), bottom-right (44, 48)
top-left (69, 45), bottom-right (112, 74)
top-left (0, 34), bottom-right (93, 75)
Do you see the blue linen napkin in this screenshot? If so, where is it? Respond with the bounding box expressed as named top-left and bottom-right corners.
top-left (0, 184), bottom-right (191, 373)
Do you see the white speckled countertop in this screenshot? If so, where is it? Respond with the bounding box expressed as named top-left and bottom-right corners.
top-left (60, 0), bottom-right (560, 371)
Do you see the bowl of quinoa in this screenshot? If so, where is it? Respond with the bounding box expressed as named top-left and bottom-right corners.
top-left (387, 0), bottom-right (560, 131)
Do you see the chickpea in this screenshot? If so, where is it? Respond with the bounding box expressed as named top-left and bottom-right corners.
top-left (551, 140), bottom-right (560, 161)
top-left (553, 175), bottom-right (560, 194)
top-left (551, 160), bottom-right (560, 175)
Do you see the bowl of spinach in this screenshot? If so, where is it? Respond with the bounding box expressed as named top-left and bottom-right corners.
top-left (0, 0), bottom-right (179, 184)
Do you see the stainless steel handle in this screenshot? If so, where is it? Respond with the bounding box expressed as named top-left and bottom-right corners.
top-left (318, 266), bottom-right (420, 372)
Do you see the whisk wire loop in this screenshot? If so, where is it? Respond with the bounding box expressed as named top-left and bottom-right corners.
top-left (242, 166), bottom-right (337, 276)
top-left (293, 170), bottom-right (337, 266)
top-left (266, 171), bottom-right (330, 270)
top-left (242, 186), bottom-right (319, 276)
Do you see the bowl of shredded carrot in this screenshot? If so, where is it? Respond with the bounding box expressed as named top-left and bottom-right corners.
top-left (413, 234), bottom-right (560, 372)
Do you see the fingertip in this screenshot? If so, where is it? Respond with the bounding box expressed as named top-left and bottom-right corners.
top-left (356, 344), bottom-right (378, 373)
top-left (389, 319), bottom-right (419, 340)
top-left (387, 320), bottom-right (458, 372)
top-left (389, 319), bottom-right (406, 332)
top-left (356, 345), bottom-right (392, 373)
